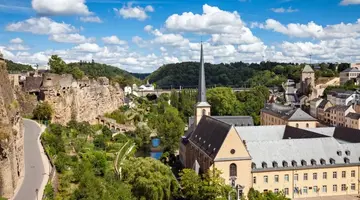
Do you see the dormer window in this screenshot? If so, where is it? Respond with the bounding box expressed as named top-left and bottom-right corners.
top-left (337, 151), bottom-right (342, 156)
top-left (282, 161), bottom-right (288, 167)
top-left (213, 148), bottom-right (216, 152)
top-left (252, 162), bottom-right (256, 169)
top-left (292, 160), bottom-right (297, 167)
top-left (262, 162), bottom-right (267, 168)
top-left (311, 159), bottom-right (316, 166)
top-left (345, 150), bottom-right (350, 156)
top-left (272, 161), bottom-right (278, 168)
top-left (330, 158), bottom-right (335, 164)
top-left (301, 160), bottom-right (307, 166)
top-left (344, 157), bottom-right (350, 164)
top-left (208, 144), bottom-right (211, 148)
top-left (320, 159), bottom-right (326, 165)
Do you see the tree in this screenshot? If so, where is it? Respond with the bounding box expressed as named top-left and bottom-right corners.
top-left (179, 169), bottom-right (202, 200)
top-left (122, 157), bottom-right (179, 200)
top-left (70, 66), bottom-right (85, 80)
top-left (49, 55), bottom-right (68, 74)
top-left (207, 87), bottom-right (238, 116)
top-left (247, 188), bottom-right (290, 200)
top-left (33, 102), bottom-right (53, 121)
top-left (149, 104), bottom-right (185, 153)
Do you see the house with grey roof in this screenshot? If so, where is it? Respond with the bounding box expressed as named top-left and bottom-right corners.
top-left (340, 67), bottom-right (360, 85)
top-left (260, 103), bottom-right (317, 128)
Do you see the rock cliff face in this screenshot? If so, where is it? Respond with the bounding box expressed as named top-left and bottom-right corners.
top-left (40, 74), bottom-right (124, 125)
top-left (0, 59), bottom-right (24, 198)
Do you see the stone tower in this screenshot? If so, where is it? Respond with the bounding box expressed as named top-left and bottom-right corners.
top-left (194, 43), bottom-right (211, 126)
top-left (301, 65), bottom-right (315, 95)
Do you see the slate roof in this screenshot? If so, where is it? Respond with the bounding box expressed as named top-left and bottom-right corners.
top-left (341, 67), bottom-right (360, 73)
top-left (188, 115), bottom-right (232, 159)
top-left (235, 125), bottom-right (360, 171)
top-left (346, 112), bottom-right (360, 120)
top-left (325, 105), bottom-right (351, 112)
top-left (318, 99), bottom-right (331, 109)
top-left (188, 115), bottom-right (253, 127)
top-left (262, 103), bottom-right (316, 121)
top-left (310, 98), bottom-right (323, 103)
top-left (302, 65), bottom-right (314, 73)
top-left (23, 76), bottom-right (43, 92)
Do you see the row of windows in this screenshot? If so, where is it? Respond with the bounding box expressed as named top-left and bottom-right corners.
top-left (254, 170), bottom-right (356, 184)
top-left (255, 156), bottom-right (351, 169)
top-left (265, 183), bottom-right (356, 196)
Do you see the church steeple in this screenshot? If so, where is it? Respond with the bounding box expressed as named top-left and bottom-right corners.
top-left (194, 42), bottom-right (211, 126)
top-left (198, 43), bottom-right (207, 103)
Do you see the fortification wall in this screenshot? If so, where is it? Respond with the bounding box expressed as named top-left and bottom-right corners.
top-left (0, 59), bottom-right (24, 198)
top-left (41, 74), bottom-right (124, 125)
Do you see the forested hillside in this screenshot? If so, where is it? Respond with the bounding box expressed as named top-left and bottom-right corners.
top-left (6, 60), bottom-right (33, 72)
top-left (148, 61), bottom-right (349, 88)
top-left (68, 61), bottom-right (141, 87)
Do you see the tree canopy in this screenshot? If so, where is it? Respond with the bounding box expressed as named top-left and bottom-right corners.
top-left (122, 157), bottom-right (179, 200)
top-left (33, 101), bottom-right (53, 121)
top-left (148, 61), bottom-right (346, 88)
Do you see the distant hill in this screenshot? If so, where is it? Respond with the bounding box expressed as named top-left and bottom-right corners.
top-left (68, 61), bottom-right (141, 87)
top-left (6, 60), bottom-right (33, 72)
top-left (130, 73), bottom-right (151, 80)
top-left (148, 61), bottom-right (345, 89)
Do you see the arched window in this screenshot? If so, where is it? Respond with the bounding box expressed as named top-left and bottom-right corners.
top-left (306, 123), bottom-right (309, 128)
top-left (262, 162), bottom-right (267, 168)
top-left (320, 159), bottom-right (326, 165)
top-left (337, 151), bottom-right (342, 156)
top-left (202, 109), bottom-right (206, 116)
top-left (273, 161), bottom-right (278, 168)
top-left (301, 160), bottom-right (307, 166)
top-left (311, 159), bottom-right (316, 165)
top-left (344, 157), bottom-right (350, 164)
top-left (345, 150), bottom-right (351, 156)
top-left (252, 162), bottom-right (256, 169)
top-left (329, 158), bottom-right (335, 164)
top-left (283, 161), bottom-right (288, 167)
top-left (296, 123), bottom-right (299, 128)
top-left (230, 163), bottom-right (237, 177)
top-left (292, 160), bottom-right (297, 167)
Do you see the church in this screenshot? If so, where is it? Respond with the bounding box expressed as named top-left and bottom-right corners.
top-left (179, 44), bottom-right (360, 199)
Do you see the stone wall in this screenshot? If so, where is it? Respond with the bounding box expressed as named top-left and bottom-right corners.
top-left (41, 73), bottom-right (124, 125)
top-left (0, 59), bottom-right (24, 198)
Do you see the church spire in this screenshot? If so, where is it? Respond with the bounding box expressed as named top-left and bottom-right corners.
top-left (198, 42), bottom-right (207, 103)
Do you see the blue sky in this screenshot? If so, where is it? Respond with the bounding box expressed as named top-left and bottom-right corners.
top-left (0, 0), bottom-right (360, 73)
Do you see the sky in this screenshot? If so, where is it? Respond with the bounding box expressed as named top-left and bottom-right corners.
top-left (0, 0), bottom-right (360, 73)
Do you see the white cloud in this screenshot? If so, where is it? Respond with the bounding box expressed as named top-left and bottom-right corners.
top-left (145, 5), bottom-right (154, 12)
top-left (31, 0), bottom-right (91, 15)
top-left (49, 34), bottom-right (95, 43)
top-left (7, 44), bottom-right (30, 51)
top-left (102, 36), bottom-right (127, 45)
top-left (165, 4), bottom-right (244, 34)
top-left (73, 43), bottom-right (102, 52)
top-left (270, 7), bottom-right (299, 13)
top-left (80, 16), bottom-right (102, 23)
top-left (165, 4), bottom-right (260, 45)
top-left (160, 46), bottom-right (167, 52)
top-left (150, 29), bottom-right (189, 47)
top-left (144, 25), bottom-right (153, 32)
top-left (10, 38), bottom-right (23, 44)
top-left (262, 18), bottom-right (360, 40)
top-left (115, 3), bottom-right (154, 21)
top-left (6, 17), bottom-right (77, 35)
top-left (340, 0), bottom-right (360, 5)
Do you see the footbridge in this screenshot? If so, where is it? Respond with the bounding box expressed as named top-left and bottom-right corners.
top-left (135, 86), bottom-right (277, 97)
top-left (96, 116), bottom-right (135, 133)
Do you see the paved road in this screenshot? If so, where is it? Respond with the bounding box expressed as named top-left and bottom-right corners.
top-left (14, 119), bottom-right (45, 200)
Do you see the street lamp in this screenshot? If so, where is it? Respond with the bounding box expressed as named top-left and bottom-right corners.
top-left (35, 188), bottom-right (39, 200)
